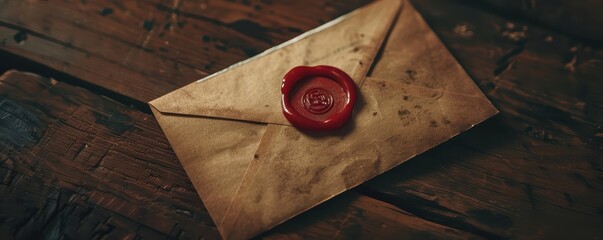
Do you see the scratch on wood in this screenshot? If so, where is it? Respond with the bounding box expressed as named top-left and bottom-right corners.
top-left (494, 44), bottom-right (525, 78)
top-left (563, 193), bottom-right (573, 205)
top-left (564, 56), bottom-right (577, 72)
top-left (525, 184), bottom-right (536, 208)
top-left (0, 98), bottom-right (44, 147)
top-left (170, 0), bottom-right (182, 32)
top-left (572, 173), bottom-right (595, 189)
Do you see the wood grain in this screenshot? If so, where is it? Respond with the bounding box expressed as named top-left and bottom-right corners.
top-left (0, 0), bottom-right (370, 102)
top-left (0, 0), bottom-right (602, 238)
top-left (0, 70), bottom-right (219, 239)
top-left (466, 0), bottom-right (603, 42)
top-left (358, 0), bottom-right (603, 239)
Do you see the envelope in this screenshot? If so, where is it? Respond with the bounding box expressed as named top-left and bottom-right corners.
top-left (149, 0), bottom-right (498, 239)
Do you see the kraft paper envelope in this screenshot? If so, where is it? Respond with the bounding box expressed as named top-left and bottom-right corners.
top-left (149, 0), bottom-right (498, 239)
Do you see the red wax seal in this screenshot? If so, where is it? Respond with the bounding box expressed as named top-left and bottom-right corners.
top-left (281, 65), bottom-right (357, 130)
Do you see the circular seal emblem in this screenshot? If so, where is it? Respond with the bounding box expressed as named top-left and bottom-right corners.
top-left (281, 65), bottom-right (357, 130)
top-left (302, 88), bottom-right (333, 114)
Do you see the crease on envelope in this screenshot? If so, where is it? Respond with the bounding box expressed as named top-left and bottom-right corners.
top-left (217, 2), bottom-right (497, 239)
top-left (150, 107), bottom-right (267, 227)
top-left (149, 0), bottom-right (401, 125)
top-left (149, 0), bottom-right (498, 239)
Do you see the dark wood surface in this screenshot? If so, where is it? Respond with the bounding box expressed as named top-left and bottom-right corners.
top-left (0, 0), bottom-right (602, 239)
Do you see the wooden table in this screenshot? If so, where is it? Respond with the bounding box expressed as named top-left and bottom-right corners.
top-left (1, 0), bottom-right (601, 239)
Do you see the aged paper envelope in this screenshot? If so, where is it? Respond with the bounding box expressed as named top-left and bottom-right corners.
top-left (149, 0), bottom-right (497, 239)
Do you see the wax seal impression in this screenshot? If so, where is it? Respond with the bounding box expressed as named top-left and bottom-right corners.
top-left (302, 88), bottom-right (334, 114)
top-left (281, 65), bottom-right (357, 130)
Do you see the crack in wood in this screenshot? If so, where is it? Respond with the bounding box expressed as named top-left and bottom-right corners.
top-left (493, 43), bottom-right (525, 78)
top-left (355, 186), bottom-right (507, 240)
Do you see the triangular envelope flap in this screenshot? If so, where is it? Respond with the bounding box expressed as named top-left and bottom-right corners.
top-left (149, 0), bottom-right (402, 125)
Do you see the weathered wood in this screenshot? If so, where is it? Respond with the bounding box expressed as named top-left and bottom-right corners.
top-left (263, 192), bottom-right (478, 239)
top-left (0, 70), bottom-right (478, 239)
top-left (0, 0), bottom-right (370, 102)
top-left (466, 0), bottom-right (603, 42)
top-left (1, 0), bottom-right (602, 238)
top-left (357, 0), bottom-right (603, 239)
top-left (0, 70), bottom-right (219, 239)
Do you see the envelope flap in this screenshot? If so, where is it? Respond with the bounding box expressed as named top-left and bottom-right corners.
top-left (149, 0), bottom-right (402, 125)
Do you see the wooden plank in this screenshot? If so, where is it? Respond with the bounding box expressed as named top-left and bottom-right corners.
top-left (467, 0), bottom-right (603, 42)
top-left (264, 192), bottom-right (479, 239)
top-left (0, 70), bottom-right (480, 239)
top-left (357, 0), bottom-right (603, 239)
top-left (1, 0), bottom-right (602, 238)
top-left (0, 70), bottom-right (219, 239)
top-left (0, 0), bottom-right (371, 102)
